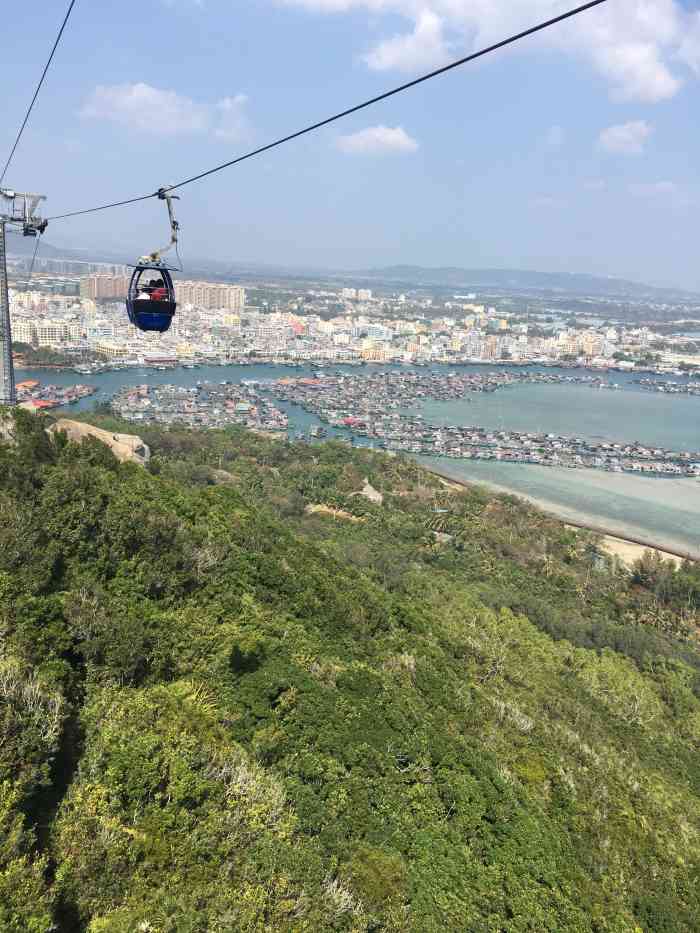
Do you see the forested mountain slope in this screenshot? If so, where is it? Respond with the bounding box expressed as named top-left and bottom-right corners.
top-left (1, 409), bottom-right (699, 932)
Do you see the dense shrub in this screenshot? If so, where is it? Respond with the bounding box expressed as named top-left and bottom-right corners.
top-left (0, 409), bottom-right (698, 931)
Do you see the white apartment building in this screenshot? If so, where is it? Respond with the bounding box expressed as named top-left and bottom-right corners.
top-left (366, 324), bottom-right (393, 341)
top-left (174, 281), bottom-right (245, 312)
top-left (34, 320), bottom-right (83, 347)
top-left (11, 320), bottom-right (36, 344)
top-left (86, 318), bottom-right (116, 341)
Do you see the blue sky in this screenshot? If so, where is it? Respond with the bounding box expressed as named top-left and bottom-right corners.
top-left (3, 0), bottom-right (700, 288)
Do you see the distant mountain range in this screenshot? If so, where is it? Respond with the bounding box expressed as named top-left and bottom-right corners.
top-left (4, 235), bottom-right (67, 259)
top-left (355, 265), bottom-right (700, 300)
top-left (5, 237), bottom-right (698, 300)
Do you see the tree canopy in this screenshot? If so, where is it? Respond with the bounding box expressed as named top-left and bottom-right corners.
top-left (0, 407), bottom-right (698, 931)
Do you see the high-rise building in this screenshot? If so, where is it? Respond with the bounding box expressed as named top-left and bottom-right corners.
top-left (80, 275), bottom-right (130, 300)
top-left (80, 275), bottom-right (245, 312)
top-left (34, 320), bottom-right (83, 347)
top-left (36, 260), bottom-right (127, 276)
top-left (173, 281), bottom-right (245, 312)
top-left (86, 318), bottom-right (116, 341)
top-left (11, 320), bottom-right (36, 344)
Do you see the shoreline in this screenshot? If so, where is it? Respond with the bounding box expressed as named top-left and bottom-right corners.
top-left (424, 464), bottom-right (699, 564)
top-left (13, 361), bottom-right (699, 562)
top-left (15, 358), bottom-right (699, 380)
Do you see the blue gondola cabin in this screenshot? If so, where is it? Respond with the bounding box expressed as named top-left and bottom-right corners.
top-left (126, 264), bottom-right (177, 333)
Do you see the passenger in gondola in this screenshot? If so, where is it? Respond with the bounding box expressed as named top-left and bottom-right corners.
top-left (136, 279), bottom-right (156, 301)
top-left (150, 278), bottom-right (168, 301)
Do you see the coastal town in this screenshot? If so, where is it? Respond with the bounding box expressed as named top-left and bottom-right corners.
top-left (6, 263), bottom-right (700, 375)
top-left (107, 370), bottom-right (700, 479)
top-left (111, 382), bottom-right (289, 433)
top-left (7, 262), bottom-right (700, 477)
top-left (14, 378), bottom-right (96, 411)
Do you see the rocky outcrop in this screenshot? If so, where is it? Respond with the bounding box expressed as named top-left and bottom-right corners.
top-left (356, 478), bottom-right (383, 505)
top-left (0, 413), bottom-right (14, 444)
top-left (48, 419), bottom-right (150, 465)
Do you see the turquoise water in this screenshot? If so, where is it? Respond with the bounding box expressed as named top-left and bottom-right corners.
top-left (17, 361), bottom-right (690, 419)
top-left (16, 363), bottom-right (325, 409)
top-left (17, 362), bottom-right (700, 553)
top-left (419, 383), bottom-right (700, 450)
top-left (414, 378), bottom-right (700, 555)
top-left (420, 457), bottom-right (700, 558)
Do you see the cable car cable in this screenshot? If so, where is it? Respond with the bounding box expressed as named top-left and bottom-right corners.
top-left (47, 192), bottom-right (157, 222)
top-left (166, 0), bottom-right (608, 194)
top-left (0, 0), bottom-right (78, 186)
top-left (46, 0), bottom-right (608, 221)
top-left (27, 234), bottom-right (42, 287)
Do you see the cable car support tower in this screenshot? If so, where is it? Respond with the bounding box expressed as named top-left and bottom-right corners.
top-left (0, 188), bottom-right (47, 406)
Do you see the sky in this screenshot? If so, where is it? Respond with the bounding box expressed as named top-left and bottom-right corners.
top-left (2, 0), bottom-right (700, 288)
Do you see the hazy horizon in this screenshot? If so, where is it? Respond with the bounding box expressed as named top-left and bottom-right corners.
top-left (15, 232), bottom-right (700, 296)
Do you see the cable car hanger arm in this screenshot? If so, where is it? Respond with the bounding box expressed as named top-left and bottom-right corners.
top-left (140, 187), bottom-right (180, 265)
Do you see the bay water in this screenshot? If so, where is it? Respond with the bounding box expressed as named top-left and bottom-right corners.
top-left (17, 361), bottom-right (700, 556)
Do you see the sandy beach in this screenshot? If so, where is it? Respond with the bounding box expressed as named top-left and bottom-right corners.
top-left (427, 463), bottom-right (699, 564)
top-left (596, 535), bottom-right (682, 567)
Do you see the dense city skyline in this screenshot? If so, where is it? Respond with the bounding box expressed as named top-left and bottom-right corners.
top-left (8, 266), bottom-right (700, 374)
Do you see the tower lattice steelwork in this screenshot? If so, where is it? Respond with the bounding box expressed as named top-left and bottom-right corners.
top-left (0, 188), bottom-right (46, 406)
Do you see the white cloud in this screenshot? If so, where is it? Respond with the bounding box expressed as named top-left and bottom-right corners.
top-left (280, 0), bottom-right (700, 102)
top-left (81, 83), bottom-right (209, 134)
top-left (678, 12), bottom-right (700, 75)
top-left (545, 125), bottom-right (565, 147)
top-left (364, 10), bottom-right (451, 72)
top-left (336, 124), bottom-right (419, 154)
top-left (598, 120), bottom-right (652, 154)
top-left (81, 83), bottom-right (252, 140)
top-left (214, 94), bottom-right (252, 142)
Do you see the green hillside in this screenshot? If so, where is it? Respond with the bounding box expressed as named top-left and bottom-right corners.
top-left (1, 408), bottom-right (699, 932)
